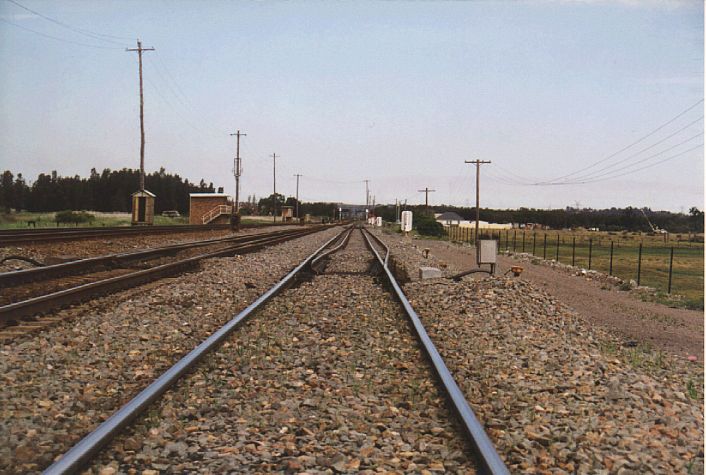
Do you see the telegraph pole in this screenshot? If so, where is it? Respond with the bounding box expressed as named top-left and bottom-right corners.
top-left (417, 187), bottom-right (436, 208)
top-left (293, 173), bottom-right (302, 219)
top-left (271, 153), bottom-right (278, 223)
top-left (126, 40), bottom-right (155, 191)
top-left (229, 130), bottom-right (246, 215)
top-left (364, 179), bottom-right (370, 208)
top-left (464, 159), bottom-right (491, 262)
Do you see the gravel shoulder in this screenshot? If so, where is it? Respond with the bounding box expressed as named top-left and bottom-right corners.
top-left (0, 227), bottom-right (340, 473)
top-left (410, 236), bottom-right (704, 363)
top-left (370, 228), bottom-right (704, 473)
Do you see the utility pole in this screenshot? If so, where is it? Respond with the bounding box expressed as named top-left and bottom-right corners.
top-left (293, 173), bottom-right (302, 219)
top-left (417, 187), bottom-right (436, 208)
top-left (126, 40), bottom-right (155, 191)
top-left (464, 159), bottom-right (491, 263)
top-left (271, 153), bottom-right (278, 223)
top-left (363, 179), bottom-right (370, 208)
top-left (229, 130), bottom-right (246, 215)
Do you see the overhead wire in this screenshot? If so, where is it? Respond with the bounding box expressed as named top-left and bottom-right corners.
top-left (538, 98), bottom-right (704, 184)
top-left (5, 0), bottom-right (134, 43)
top-left (0, 17), bottom-right (124, 49)
top-left (545, 115), bottom-right (704, 184)
top-left (557, 143), bottom-right (704, 185)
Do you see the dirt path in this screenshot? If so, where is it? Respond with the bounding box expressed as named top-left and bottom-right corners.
top-left (417, 239), bottom-right (704, 363)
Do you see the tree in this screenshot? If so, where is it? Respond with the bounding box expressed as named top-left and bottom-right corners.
top-left (1, 171), bottom-right (14, 213)
top-left (258, 193), bottom-right (286, 216)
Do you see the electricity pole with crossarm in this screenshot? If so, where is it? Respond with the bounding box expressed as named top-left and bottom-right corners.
top-left (126, 40), bottom-right (155, 192)
top-left (464, 159), bottom-right (491, 263)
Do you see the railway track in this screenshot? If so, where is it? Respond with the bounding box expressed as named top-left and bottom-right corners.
top-left (44, 226), bottom-right (507, 474)
top-left (0, 223), bottom-right (279, 246)
top-left (0, 225), bottom-right (328, 340)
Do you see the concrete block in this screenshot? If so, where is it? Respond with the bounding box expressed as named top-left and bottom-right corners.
top-left (419, 266), bottom-right (442, 279)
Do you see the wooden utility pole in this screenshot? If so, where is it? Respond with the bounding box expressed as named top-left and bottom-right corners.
top-left (464, 159), bottom-right (491, 262)
top-left (293, 174), bottom-right (302, 219)
top-left (271, 153), bottom-right (278, 223)
top-left (229, 130), bottom-right (246, 215)
top-left (126, 40), bottom-right (155, 191)
top-left (417, 187), bottom-right (436, 208)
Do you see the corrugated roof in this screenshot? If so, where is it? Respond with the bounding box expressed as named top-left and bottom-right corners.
top-left (436, 211), bottom-right (463, 221)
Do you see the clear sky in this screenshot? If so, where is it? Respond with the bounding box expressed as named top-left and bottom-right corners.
top-left (0, 0), bottom-right (703, 211)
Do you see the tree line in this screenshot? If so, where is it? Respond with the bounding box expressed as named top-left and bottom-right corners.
top-left (1, 168), bottom-right (215, 214)
top-left (1, 169), bottom-right (702, 233)
top-left (374, 205), bottom-right (704, 233)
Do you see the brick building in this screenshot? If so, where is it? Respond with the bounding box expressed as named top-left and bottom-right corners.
top-left (189, 193), bottom-right (232, 225)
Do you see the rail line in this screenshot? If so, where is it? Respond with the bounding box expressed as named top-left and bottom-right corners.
top-left (0, 223), bottom-right (280, 245)
top-left (43, 226), bottom-right (507, 474)
top-left (0, 226), bottom-right (329, 340)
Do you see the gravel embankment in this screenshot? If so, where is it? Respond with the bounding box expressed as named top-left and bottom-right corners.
top-left (89, 230), bottom-right (477, 474)
top-left (0, 227), bottom-right (339, 473)
top-left (370, 229), bottom-right (704, 473)
top-left (0, 225), bottom-right (298, 271)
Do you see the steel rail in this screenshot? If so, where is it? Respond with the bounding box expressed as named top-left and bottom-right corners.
top-left (309, 226), bottom-right (354, 272)
top-left (0, 223), bottom-right (295, 245)
top-left (0, 227), bottom-right (319, 288)
top-left (0, 223), bottom-right (233, 245)
top-left (1, 227), bottom-right (326, 323)
top-left (42, 227), bottom-right (347, 474)
top-left (361, 227), bottom-right (509, 475)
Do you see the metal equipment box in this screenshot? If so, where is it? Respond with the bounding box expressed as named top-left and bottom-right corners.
top-left (478, 239), bottom-right (497, 264)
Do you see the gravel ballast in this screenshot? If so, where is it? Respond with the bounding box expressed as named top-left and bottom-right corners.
top-left (0, 226), bottom-right (340, 473)
top-left (371, 228), bottom-right (704, 473)
top-left (88, 230), bottom-right (477, 474)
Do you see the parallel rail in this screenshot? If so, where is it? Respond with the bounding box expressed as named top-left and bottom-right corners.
top-left (43, 226), bottom-right (508, 474)
top-left (0, 223), bottom-right (270, 245)
top-left (0, 226), bottom-right (316, 288)
top-left (362, 228), bottom-right (509, 475)
top-left (0, 226), bottom-right (327, 326)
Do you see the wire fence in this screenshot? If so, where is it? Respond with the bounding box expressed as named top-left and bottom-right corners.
top-left (446, 227), bottom-right (704, 302)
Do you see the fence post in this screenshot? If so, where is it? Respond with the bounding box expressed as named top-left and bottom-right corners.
top-left (572, 237), bottom-right (576, 266)
top-left (532, 233), bottom-right (537, 256)
top-left (543, 233), bottom-right (547, 259)
top-left (637, 242), bottom-right (643, 286)
top-left (522, 231), bottom-right (526, 252)
top-left (588, 238), bottom-right (593, 270)
top-left (555, 234), bottom-right (560, 261)
top-left (513, 230), bottom-right (517, 252)
top-left (668, 246), bottom-right (674, 293)
top-left (609, 241), bottom-right (614, 276)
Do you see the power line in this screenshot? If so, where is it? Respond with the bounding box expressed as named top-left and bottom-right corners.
top-left (0, 17), bottom-right (124, 50)
top-left (539, 98), bottom-right (704, 184)
top-left (547, 115), bottom-right (704, 184)
top-left (550, 139), bottom-right (704, 185)
top-left (6, 0), bottom-right (133, 43)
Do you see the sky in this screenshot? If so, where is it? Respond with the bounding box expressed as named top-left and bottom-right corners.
top-left (0, 0), bottom-right (703, 212)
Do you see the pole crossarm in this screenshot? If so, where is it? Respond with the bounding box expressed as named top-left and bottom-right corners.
top-left (417, 187), bottom-right (436, 207)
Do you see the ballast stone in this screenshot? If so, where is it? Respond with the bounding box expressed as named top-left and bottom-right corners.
top-left (419, 266), bottom-right (443, 279)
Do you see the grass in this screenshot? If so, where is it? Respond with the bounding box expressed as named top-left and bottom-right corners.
top-left (0, 211), bottom-right (190, 229)
top-left (447, 226), bottom-right (704, 308)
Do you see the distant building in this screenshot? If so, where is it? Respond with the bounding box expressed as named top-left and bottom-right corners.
top-left (435, 212), bottom-right (511, 230)
top-left (189, 193), bottom-right (232, 225)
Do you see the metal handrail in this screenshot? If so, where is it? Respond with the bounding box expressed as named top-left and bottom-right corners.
top-left (360, 228), bottom-right (509, 475)
top-left (202, 205), bottom-right (232, 224)
top-left (43, 227), bottom-right (346, 475)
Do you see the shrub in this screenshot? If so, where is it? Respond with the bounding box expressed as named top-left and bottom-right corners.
top-left (55, 210), bottom-right (95, 225)
top-left (414, 212), bottom-right (445, 237)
